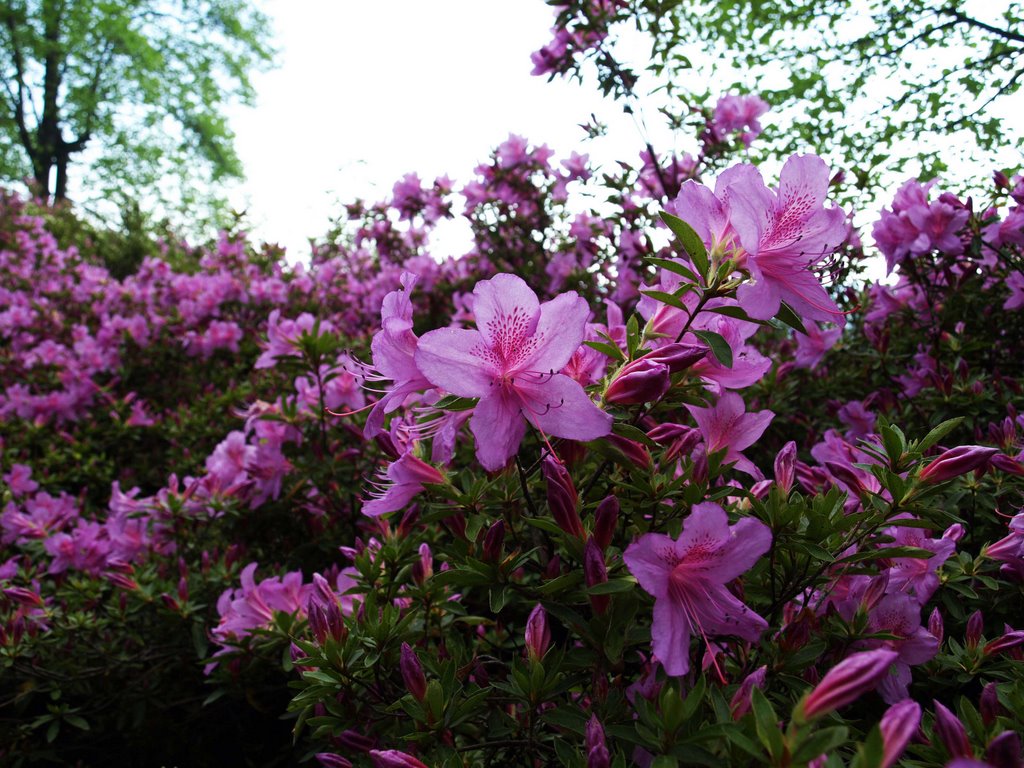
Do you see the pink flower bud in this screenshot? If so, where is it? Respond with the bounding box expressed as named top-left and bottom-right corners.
top-left (593, 495), bottom-right (619, 550)
top-left (919, 446), bottom-right (998, 484)
top-left (603, 433), bottom-right (652, 469)
top-left (316, 753), bottom-right (353, 768)
top-left (934, 700), bottom-right (971, 758)
top-left (967, 610), bottom-right (984, 647)
top-left (928, 608), bottom-right (945, 645)
top-left (943, 523), bottom-right (965, 542)
top-left (525, 604), bottom-right (550, 661)
top-left (992, 454), bottom-right (1024, 477)
top-left (369, 749), bottom-right (428, 768)
top-left (400, 642), bottom-right (427, 702)
top-left (177, 576), bottom-right (189, 603)
top-left (638, 342), bottom-right (707, 372)
top-left (584, 538), bottom-right (610, 615)
top-left (481, 519), bottom-right (505, 563)
top-left (986, 730), bottom-right (1022, 768)
top-left (801, 649), bottom-right (899, 720)
top-left (981, 683), bottom-right (1004, 726)
top-left (605, 359), bottom-right (670, 404)
top-left (586, 714), bottom-right (611, 768)
top-left (774, 441), bottom-right (797, 492)
top-left (983, 630), bottom-right (1024, 656)
top-left (879, 699), bottom-right (921, 768)
top-left (412, 543), bottom-right (432, 585)
top-left (543, 456), bottom-right (584, 538)
top-left (729, 665), bottom-right (767, 720)
top-left (3, 586), bottom-right (44, 607)
top-left (337, 729), bottom-right (375, 752)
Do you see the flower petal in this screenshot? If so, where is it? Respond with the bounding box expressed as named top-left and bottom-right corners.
top-left (519, 374), bottom-right (612, 441)
top-left (652, 596), bottom-right (693, 677)
top-left (624, 533), bottom-right (676, 599)
top-left (415, 328), bottom-right (495, 397)
top-left (470, 392), bottom-right (527, 471)
top-left (472, 274), bottom-right (540, 350)
top-left (520, 291), bottom-right (590, 374)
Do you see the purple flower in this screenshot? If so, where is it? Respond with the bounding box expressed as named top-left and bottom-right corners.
top-left (415, 274), bottom-right (612, 470)
top-left (623, 502), bottom-right (771, 676)
top-left (686, 392), bottom-right (774, 478)
top-left (362, 452), bottom-right (445, 518)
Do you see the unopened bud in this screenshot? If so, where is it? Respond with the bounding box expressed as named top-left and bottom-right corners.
top-left (774, 441), bottom-right (797, 493)
top-left (481, 519), bottom-right (505, 563)
top-left (592, 495), bottom-right (619, 550)
top-left (729, 665), bottom-right (767, 720)
top-left (933, 700), bottom-right (971, 758)
top-left (316, 754), bottom-right (353, 768)
top-left (928, 608), bottom-right (945, 645)
top-left (879, 699), bottom-right (922, 768)
top-left (605, 359), bottom-right (670, 405)
top-left (919, 445), bottom-right (998, 484)
top-left (400, 642), bottom-right (427, 702)
top-left (967, 610), bottom-right (984, 647)
top-left (986, 730), bottom-right (1022, 768)
top-left (584, 538), bottom-right (609, 615)
top-left (992, 454), bottom-right (1024, 477)
top-left (525, 604), bottom-right (550, 661)
top-left (544, 456), bottom-right (584, 538)
top-left (800, 649), bottom-right (898, 720)
top-left (369, 749), bottom-right (428, 768)
top-left (585, 714), bottom-right (610, 768)
top-left (337, 729), bottom-right (374, 752)
top-left (980, 683), bottom-right (1005, 726)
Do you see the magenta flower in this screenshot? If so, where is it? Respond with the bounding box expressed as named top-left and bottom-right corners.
top-left (415, 274), bottom-right (612, 471)
top-left (623, 502), bottom-right (771, 676)
top-left (362, 452), bottom-right (445, 518)
top-left (686, 392), bottom-right (774, 478)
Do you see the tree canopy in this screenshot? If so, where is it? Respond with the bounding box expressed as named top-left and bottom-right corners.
top-left (0, 0), bottom-right (273, 212)
top-left (541, 0), bottom-right (1024, 184)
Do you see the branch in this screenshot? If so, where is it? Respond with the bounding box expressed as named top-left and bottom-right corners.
top-left (1, 11), bottom-right (35, 152)
top-left (941, 6), bottom-right (1024, 45)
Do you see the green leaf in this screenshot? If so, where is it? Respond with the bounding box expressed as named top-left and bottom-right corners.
top-left (584, 340), bottom-right (626, 362)
top-left (641, 287), bottom-right (696, 311)
top-left (750, 688), bottom-right (784, 761)
top-left (916, 417), bottom-right (964, 452)
top-left (793, 726), bottom-right (849, 762)
top-left (774, 301), bottom-right (809, 334)
top-left (64, 715), bottom-right (90, 731)
top-left (612, 422), bottom-right (659, 447)
top-left (692, 330), bottom-right (733, 368)
top-left (645, 256), bottom-right (700, 284)
top-left (587, 577), bottom-right (637, 595)
top-left (660, 211), bottom-right (709, 279)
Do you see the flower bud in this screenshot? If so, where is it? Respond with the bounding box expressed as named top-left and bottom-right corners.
top-left (983, 629), bottom-right (1024, 657)
top-left (412, 543), bottom-right (433, 585)
top-left (774, 441), bottom-right (797, 493)
top-left (981, 682), bottom-right (1004, 726)
top-left (879, 699), bottom-right (921, 768)
top-left (584, 538), bottom-right (610, 615)
top-left (369, 749), bottom-right (428, 768)
top-left (967, 610), bottom-right (984, 647)
top-left (586, 714), bottom-right (611, 768)
top-left (525, 604), bottom-right (550, 661)
top-left (992, 454), bottom-right (1024, 477)
top-left (919, 445), bottom-right (998, 484)
top-left (934, 700), bottom-right (971, 758)
top-left (638, 342), bottom-right (707, 372)
top-left (729, 665), bottom-right (767, 720)
top-left (2, 586), bottom-right (44, 608)
top-left (337, 729), bottom-right (374, 752)
top-left (481, 519), bottom-right (505, 563)
top-left (316, 753), bottom-right (353, 768)
top-left (400, 642), bottom-right (428, 702)
top-left (177, 576), bottom-right (189, 603)
top-left (543, 456), bottom-right (584, 538)
top-left (943, 523), bottom-right (965, 542)
top-left (986, 730), bottom-right (1022, 768)
top-left (801, 649), bottom-right (898, 720)
top-left (603, 433), bottom-right (652, 469)
top-left (592, 495), bottom-right (619, 550)
top-left (605, 359), bottom-right (670, 405)
top-left (928, 608), bottom-right (945, 646)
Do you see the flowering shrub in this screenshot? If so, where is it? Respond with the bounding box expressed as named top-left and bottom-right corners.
top-left (2, 94), bottom-right (1024, 768)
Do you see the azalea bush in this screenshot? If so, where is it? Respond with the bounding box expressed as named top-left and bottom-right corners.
top-left (1, 68), bottom-right (1024, 768)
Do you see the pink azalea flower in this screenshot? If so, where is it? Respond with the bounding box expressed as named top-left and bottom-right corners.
top-left (686, 392), bottom-right (774, 478)
top-left (415, 274), bottom-right (612, 471)
top-left (362, 452), bottom-right (445, 518)
top-left (623, 502), bottom-right (771, 676)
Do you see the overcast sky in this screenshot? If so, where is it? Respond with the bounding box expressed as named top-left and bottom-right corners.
top-left (223, 1), bottom-right (675, 259)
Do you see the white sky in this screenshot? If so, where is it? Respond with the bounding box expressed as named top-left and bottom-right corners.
top-left (223, 1), bottom-right (674, 260)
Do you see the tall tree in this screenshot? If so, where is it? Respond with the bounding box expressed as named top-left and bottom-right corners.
top-left (537, 0), bottom-right (1024, 184)
top-left (0, 0), bottom-right (273, 206)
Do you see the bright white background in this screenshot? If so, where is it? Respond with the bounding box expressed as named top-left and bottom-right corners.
top-left (223, 1), bottom-right (673, 259)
